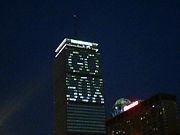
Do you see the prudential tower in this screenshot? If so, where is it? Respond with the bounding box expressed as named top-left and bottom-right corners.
top-left (54, 38), bottom-right (106, 135)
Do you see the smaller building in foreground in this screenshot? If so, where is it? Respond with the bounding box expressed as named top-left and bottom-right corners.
top-left (106, 93), bottom-right (180, 135)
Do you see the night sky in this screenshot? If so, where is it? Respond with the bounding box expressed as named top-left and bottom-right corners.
top-left (1, 0), bottom-right (180, 134)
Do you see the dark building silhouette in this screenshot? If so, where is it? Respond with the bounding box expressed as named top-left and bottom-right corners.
top-left (106, 93), bottom-right (180, 135)
top-left (54, 38), bottom-right (106, 135)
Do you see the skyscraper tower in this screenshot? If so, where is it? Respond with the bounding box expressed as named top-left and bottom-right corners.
top-left (54, 38), bottom-right (106, 135)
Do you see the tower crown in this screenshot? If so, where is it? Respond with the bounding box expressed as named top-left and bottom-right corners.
top-left (55, 38), bottom-right (98, 58)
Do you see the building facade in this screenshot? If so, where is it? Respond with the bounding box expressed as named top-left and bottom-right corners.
top-left (54, 38), bottom-right (106, 135)
top-left (106, 93), bottom-right (180, 135)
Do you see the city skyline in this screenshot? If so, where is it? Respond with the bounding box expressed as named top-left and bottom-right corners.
top-left (1, 0), bottom-right (180, 135)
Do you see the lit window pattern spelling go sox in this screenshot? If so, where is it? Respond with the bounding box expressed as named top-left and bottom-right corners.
top-left (66, 75), bottom-right (104, 104)
top-left (66, 50), bottom-right (102, 75)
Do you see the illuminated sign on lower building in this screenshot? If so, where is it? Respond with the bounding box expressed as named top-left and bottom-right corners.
top-left (123, 101), bottom-right (139, 112)
top-left (112, 100), bottom-right (140, 117)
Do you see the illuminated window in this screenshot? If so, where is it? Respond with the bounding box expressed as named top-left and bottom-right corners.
top-left (77, 62), bottom-right (83, 65)
top-left (73, 51), bottom-right (79, 54)
top-left (101, 98), bottom-right (104, 101)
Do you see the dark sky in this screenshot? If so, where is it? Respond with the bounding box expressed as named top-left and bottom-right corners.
top-left (1, 0), bottom-right (180, 134)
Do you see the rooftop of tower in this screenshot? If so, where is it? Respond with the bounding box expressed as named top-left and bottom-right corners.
top-left (55, 38), bottom-right (98, 58)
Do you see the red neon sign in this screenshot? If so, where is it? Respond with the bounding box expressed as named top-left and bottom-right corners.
top-left (123, 101), bottom-right (139, 112)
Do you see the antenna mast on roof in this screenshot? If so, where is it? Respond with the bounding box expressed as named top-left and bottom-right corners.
top-left (73, 14), bottom-right (80, 39)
